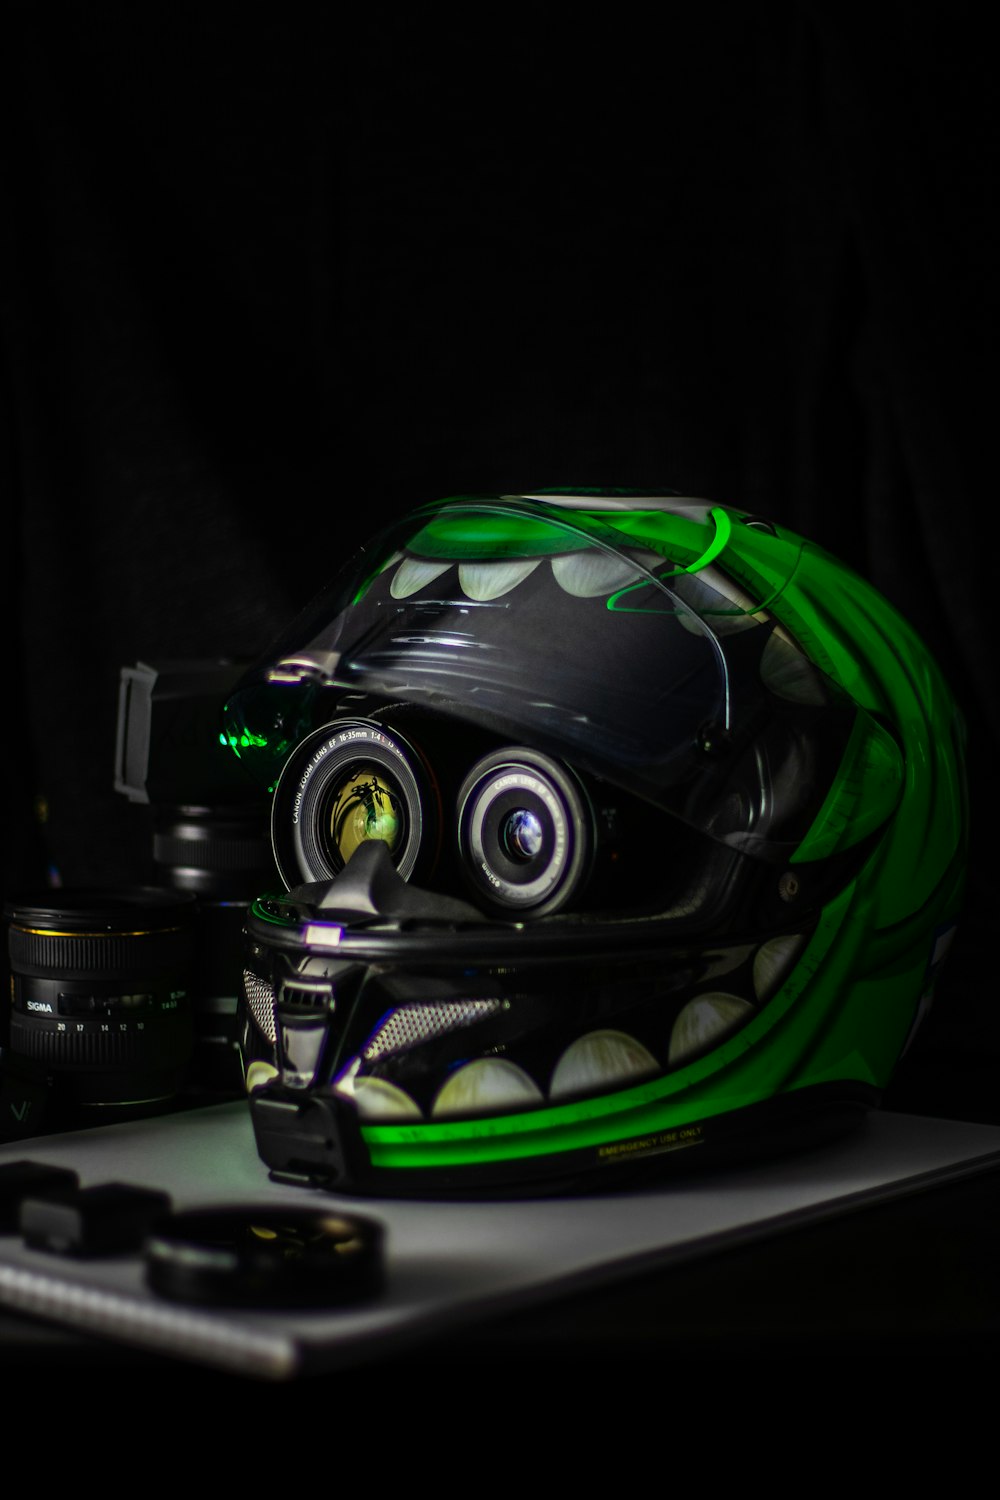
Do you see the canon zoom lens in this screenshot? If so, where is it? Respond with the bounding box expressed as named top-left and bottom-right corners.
top-left (457, 748), bottom-right (594, 917)
top-left (270, 719), bottom-right (436, 889)
top-left (3, 887), bottom-right (198, 1123)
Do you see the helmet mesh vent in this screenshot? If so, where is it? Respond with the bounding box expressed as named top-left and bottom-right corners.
top-left (242, 969), bottom-right (277, 1045)
top-left (363, 999), bottom-right (501, 1061)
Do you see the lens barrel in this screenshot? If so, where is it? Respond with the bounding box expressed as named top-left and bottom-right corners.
top-left (271, 720), bottom-right (433, 889)
top-left (4, 887), bottom-right (198, 1121)
top-left (150, 804), bottom-right (277, 1095)
top-left (457, 748), bottom-right (593, 916)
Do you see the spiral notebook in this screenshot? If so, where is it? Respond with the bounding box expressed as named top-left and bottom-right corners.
top-left (1, 1101), bottom-right (999, 1379)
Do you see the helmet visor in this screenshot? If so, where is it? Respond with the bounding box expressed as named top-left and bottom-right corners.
top-left (225, 496), bottom-right (855, 864)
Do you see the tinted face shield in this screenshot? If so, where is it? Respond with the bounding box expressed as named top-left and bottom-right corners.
top-left (227, 497), bottom-right (744, 798)
top-left (224, 494), bottom-right (875, 890)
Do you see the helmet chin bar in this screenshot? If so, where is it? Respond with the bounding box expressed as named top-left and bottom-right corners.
top-left (241, 838), bottom-right (883, 1196)
top-left (247, 1071), bottom-right (882, 1199)
top-left (247, 844), bottom-right (487, 1193)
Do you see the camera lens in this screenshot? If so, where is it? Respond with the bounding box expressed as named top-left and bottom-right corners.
top-left (271, 720), bottom-right (434, 889)
top-left (150, 805), bottom-right (277, 1096)
top-left (3, 887), bottom-right (198, 1122)
top-left (457, 748), bottom-right (593, 916)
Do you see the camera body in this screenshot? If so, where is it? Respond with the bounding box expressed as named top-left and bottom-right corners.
top-left (113, 659), bottom-right (280, 1097)
top-left (2, 660), bottom-right (279, 1141)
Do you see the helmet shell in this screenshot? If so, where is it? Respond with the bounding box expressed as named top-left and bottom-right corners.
top-left (227, 491), bottom-right (967, 1194)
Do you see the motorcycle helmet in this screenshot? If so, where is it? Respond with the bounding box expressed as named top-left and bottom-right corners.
top-left (223, 489), bottom-right (967, 1197)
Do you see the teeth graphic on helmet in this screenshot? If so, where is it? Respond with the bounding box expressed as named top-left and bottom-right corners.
top-left (352, 1076), bottom-right (423, 1121)
top-left (706, 943), bottom-right (756, 978)
top-left (392, 546), bottom-right (683, 607)
top-left (333, 1057), bottom-right (424, 1120)
top-left (551, 549), bottom-right (662, 597)
top-left (430, 1059), bottom-right (544, 1117)
top-left (245, 1060), bottom-right (279, 1093)
top-left (753, 934), bottom-right (809, 1001)
top-left (390, 557), bottom-right (454, 598)
top-left (549, 1030), bottom-right (658, 1098)
top-left (668, 993), bottom-right (756, 1066)
top-left (458, 558), bottom-right (542, 600)
top-left (671, 568), bottom-right (762, 633)
top-left (760, 634), bottom-right (829, 704)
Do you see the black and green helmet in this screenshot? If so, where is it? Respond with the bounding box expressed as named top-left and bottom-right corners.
top-left (224, 490), bottom-right (967, 1196)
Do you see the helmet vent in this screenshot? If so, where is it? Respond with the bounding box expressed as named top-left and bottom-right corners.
top-left (363, 999), bottom-right (502, 1061)
top-left (278, 983), bottom-right (330, 1015)
top-left (242, 969), bottom-right (277, 1045)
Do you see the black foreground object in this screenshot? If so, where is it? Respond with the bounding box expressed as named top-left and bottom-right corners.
top-left (19, 1183), bottom-right (173, 1256)
top-left (143, 1205), bottom-right (386, 1308)
top-left (0, 1161), bottom-right (80, 1232)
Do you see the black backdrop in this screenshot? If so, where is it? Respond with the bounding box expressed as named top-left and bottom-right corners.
top-left (2, 8), bottom-right (997, 1091)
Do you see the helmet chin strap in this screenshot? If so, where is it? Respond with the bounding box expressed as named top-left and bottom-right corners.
top-left (288, 840), bottom-right (484, 927)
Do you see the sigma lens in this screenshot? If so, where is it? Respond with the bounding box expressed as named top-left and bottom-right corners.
top-left (3, 887), bottom-right (198, 1122)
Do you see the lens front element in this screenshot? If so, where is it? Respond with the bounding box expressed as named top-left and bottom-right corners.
top-left (457, 748), bottom-right (592, 916)
top-left (327, 764), bottom-right (404, 867)
top-left (502, 807), bottom-right (545, 862)
top-left (271, 720), bottom-right (432, 889)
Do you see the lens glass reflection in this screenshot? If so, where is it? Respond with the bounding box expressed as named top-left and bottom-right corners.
top-left (501, 808), bottom-right (544, 862)
top-left (328, 766), bottom-right (403, 866)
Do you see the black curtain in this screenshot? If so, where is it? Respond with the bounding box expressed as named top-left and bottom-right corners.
top-left (2, 7), bottom-right (996, 1085)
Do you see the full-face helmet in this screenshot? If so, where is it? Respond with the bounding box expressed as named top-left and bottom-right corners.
top-left (223, 490), bottom-right (967, 1196)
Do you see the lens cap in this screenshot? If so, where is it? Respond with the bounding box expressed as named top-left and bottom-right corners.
top-left (143, 1204), bottom-right (386, 1308)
